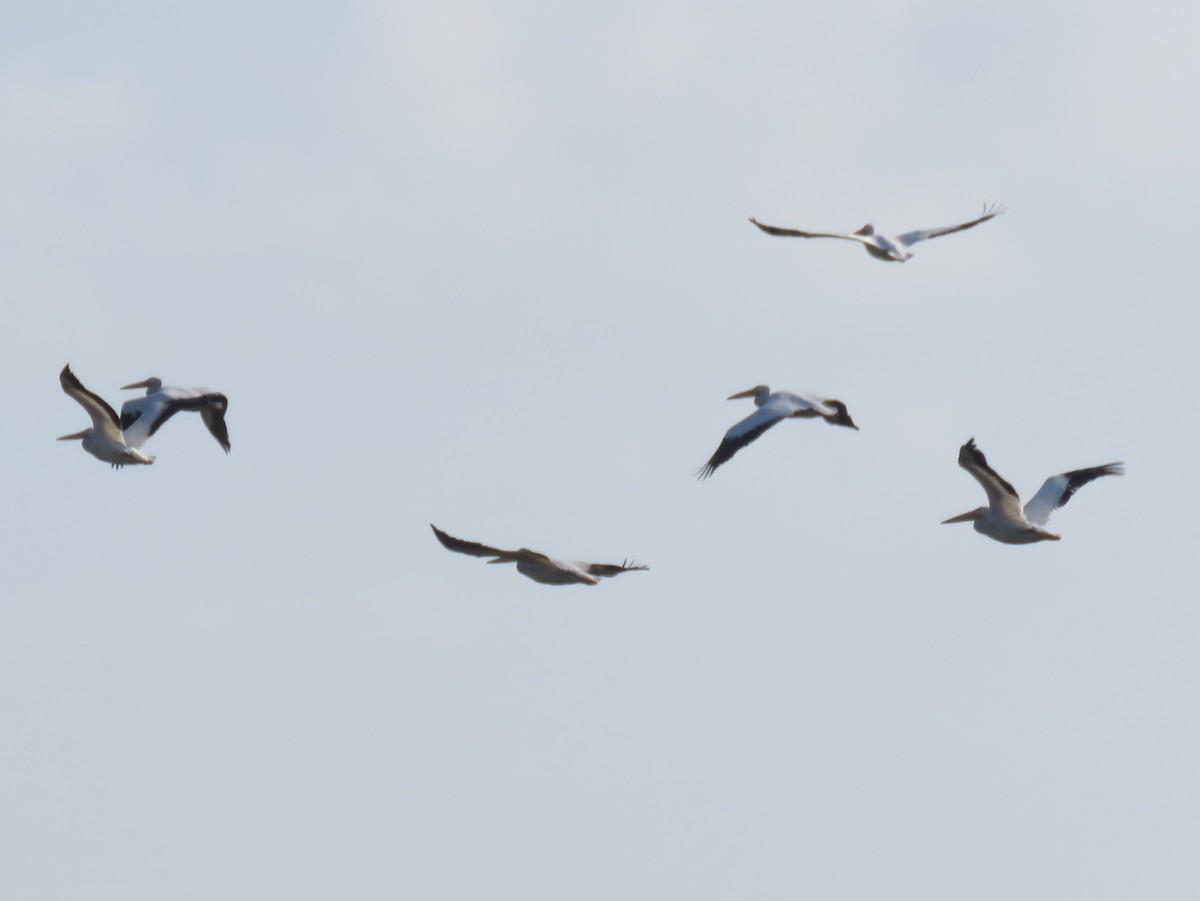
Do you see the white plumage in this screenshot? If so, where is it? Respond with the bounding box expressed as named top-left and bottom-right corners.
top-left (120, 377), bottom-right (231, 453)
top-left (749, 202), bottom-right (1004, 262)
top-left (699, 385), bottom-right (858, 479)
top-left (57, 365), bottom-right (155, 468)
top-left (942, 438), bottom-right (1123, 544)
top-left (431, 525), bottom-right (648, 586)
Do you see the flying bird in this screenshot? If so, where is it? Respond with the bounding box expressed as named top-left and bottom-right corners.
top-left (57, 365), bottom-right (155, 468)
top-left (699, 385), bottom-right (857, 479)
top-left (120, 377), bottom-right (231, 453)
top-left (431, 524), bottom-right (648, 586)
top-left (749, 202), bottom-right (1004, 262)
top-left (942, 438), bottom-right (1122, 544)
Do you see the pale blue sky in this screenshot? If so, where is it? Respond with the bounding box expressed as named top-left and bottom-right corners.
top-left (2, 1), bottom-right (1199, 898)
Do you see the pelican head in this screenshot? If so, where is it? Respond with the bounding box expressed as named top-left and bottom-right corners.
top-left (728, 385), bottom-right (770, 404)
top-left (823, 400), bottom-right (859, 430)
top-left (121, 377), bottom-right (163, 392)
top-left (57, 429), bottom-right (90, 441)
top-left (941, 507), bottom-right (985, 525)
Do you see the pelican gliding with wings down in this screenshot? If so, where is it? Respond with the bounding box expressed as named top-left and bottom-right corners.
top-left (57, 365), bottom-right (155, 468)
top-left (699, 385), bottom-right (858, 479)
top-left (749, 202), bottom-right (1004, 263)
top-left (120, 377), bottom-right (231, 453)
top-left (942, 438), bottom-right (1123, 544)
top-left (431, 525), bottom-right (648, 586)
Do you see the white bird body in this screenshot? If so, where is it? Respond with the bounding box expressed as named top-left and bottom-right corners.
top-left (431, 525), bottom-right (648, 587)
top-left (120, 377), bottom-right (231, 453)
top-left (749, 203), bottom-right (1004, 263)
top-left (699, 385), bottom-right (858, 479)
top-left (943, 439), bottom-right (1123, 544)
top-left (57, 365), bottom-right (155, 468)
top-left (516, 558), bottom-right (603, 586)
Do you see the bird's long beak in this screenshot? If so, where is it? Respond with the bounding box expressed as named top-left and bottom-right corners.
top-left (121, 379), bottom-right (155, 390)
top-left (57, 430), bottom-right (88, 441)
top-left (728, 388), bottom-right (759, 400)
top-left (941, 509), bottom-right (982, 524)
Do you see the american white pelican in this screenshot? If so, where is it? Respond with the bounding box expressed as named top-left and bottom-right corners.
top-left (120, 377), bottom-right (230, 453)
top-left (749, 202), bottom-right (1004, 262)
top-left (699, 385), bottom-right (857, 479)
top-left (942, 438), bottom-right (1123, 544)
top-left (431, 525), bottom-right (648, 586)
top-left (57, 365), bottom-right (155, 468)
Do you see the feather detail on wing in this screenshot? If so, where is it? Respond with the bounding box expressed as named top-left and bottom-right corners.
top-left (430, 524), bottom-right (513, 558)
top-left (121, 392), bottom-right (230, 451)
top-left (698, 406), bottom-right (785, 479)
top-left (60, 365), bottom-right (123, 439)
top-left (957, 438), bottom-right (1025, 520)
top-left (1023, 463), bottom-right (1124, 526)
top-left (199, 396), bottom-right (231, 452)
top-left (897, 202), bottom-right (1005, 247)
top-left (748, 218), bottom-right (864, 242)
top-left (583, 560), bottom-right (650, 579)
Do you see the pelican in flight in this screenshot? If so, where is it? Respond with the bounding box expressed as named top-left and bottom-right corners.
top-left (699, 385), bottom-right (857, 479)
top-left (57, 365), bottom-right (155, 468)
top-left (942, 438), bottom-right (1123, 544)
top-left (749, 202), bottom-right (1004, 262)
top-left (431, 524), bottom-right (648, 586)
top-left (120, 377), bottom-right (231, 453)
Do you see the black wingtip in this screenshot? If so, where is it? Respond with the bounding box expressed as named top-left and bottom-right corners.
top-left (429, 523), bottom-right (452, 550)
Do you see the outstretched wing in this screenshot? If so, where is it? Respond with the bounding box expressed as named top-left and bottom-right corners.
top-left (582, 560), bottom-right (649, 579)
top-left (120, 396), bottom-right (179, 449)
top-left (897, 202), bottom-right (1004, 247)
top-left (957, 438), bottom-right (1025, 521)
top-left (60, 365), bottom-right (123, 441)
top-left (120, 392), bottom-right (229, 451)
top-left (698, 406), bottom-right (786, 479)
top-left (430, 524), bottom-right (513, 559)
top-left (748, 218), bottom-right (866, 243)
top-left (197, 394), bottom-right (231, 452)
top-left (1023, 462), bottom-right (1123, 526)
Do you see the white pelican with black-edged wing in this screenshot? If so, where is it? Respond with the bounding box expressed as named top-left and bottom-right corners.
top-left (749, 202), bottom-right (1004, 263)
top-left (942, 438), bottom-right (1123, 544)
top-left (57, 365), bottom-right (155, 468)
top-left (119, 377), bottom-right (231, 453)
top-left (699, 385), bottom-right (857, 479)
top-left (431, 524), bottom-right (648, 586)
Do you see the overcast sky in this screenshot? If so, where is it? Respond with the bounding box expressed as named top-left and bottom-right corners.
top-left (3, 1), bottom-right (1199, 898)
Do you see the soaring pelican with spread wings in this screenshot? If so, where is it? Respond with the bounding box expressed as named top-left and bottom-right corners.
top-left (57, 365), bottom-right (155, 468)
top-left (749, 202), bottom-right (1004, 262)
top-left (120, 377), bottom-right (231, 453)
top-left (431, 525), bottom-right (648, 586)
top-left (699, 385), bottom-right (857, 479)
top-left (942, 439), bottom-right (1122, 544)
